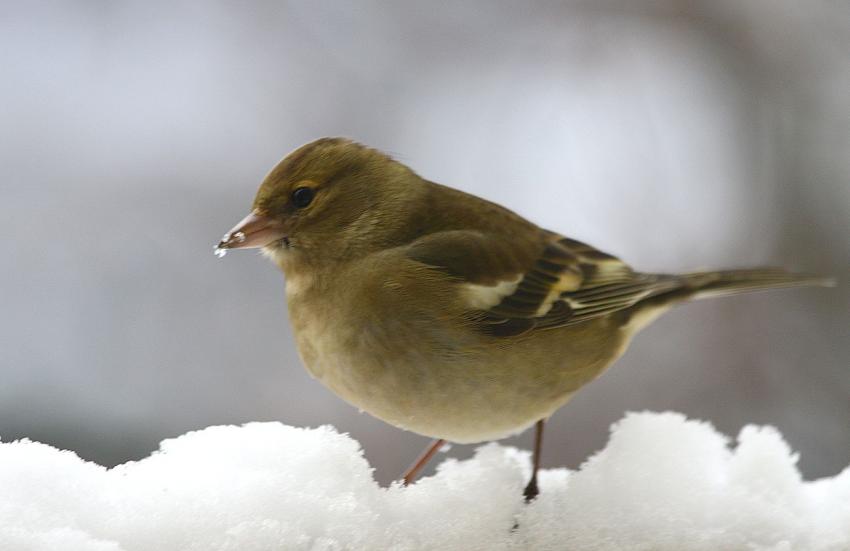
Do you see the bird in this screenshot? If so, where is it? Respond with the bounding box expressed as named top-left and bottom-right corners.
top-left (216, 137), bottom-right (832, 501)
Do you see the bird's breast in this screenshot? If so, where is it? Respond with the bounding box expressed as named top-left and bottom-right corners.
top-left (282, 268), bottom-right (630, 443)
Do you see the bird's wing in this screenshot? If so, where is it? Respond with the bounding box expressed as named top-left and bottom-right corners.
top-left (406, 230), bottom-right (680, 337)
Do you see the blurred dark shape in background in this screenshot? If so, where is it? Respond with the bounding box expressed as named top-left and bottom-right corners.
top-left (1, 1), bottom-right (848, 482)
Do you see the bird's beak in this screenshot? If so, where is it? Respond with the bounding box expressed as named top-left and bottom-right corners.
top-left (216, 211), bottom-right (287, 251)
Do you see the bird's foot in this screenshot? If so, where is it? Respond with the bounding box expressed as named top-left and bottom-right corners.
top-left (523, 477), bottom-right (539, 502)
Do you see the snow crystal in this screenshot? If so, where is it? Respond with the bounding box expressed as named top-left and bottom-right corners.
top-left (1, 412), bottom-right (848, 551)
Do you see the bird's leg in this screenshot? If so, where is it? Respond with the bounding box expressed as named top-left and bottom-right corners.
top-left (523, 419), bottom-right (545, 502)
top-left (401, 439), bottom-right (445, 486)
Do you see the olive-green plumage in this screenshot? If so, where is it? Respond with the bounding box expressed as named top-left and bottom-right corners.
top-left (220, 137), bottom-right (832, 444)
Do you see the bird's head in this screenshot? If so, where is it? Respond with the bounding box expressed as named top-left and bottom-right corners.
top-left (216, 138), bottom-right (423, 269)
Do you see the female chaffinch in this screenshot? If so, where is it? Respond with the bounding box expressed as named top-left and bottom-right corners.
top-left (217, 138), bottom-right (831, 500)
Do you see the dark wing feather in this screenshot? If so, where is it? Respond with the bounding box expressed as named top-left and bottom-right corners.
top-left (476, 235), bottom-right (678, 336)
top-left (406, 229), bottom-right (682, 338)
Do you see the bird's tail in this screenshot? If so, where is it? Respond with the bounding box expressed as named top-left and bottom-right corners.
top-left (678, 268), bottom-right (835, 300)
top-left (623, 268), bottom-right (834, 332)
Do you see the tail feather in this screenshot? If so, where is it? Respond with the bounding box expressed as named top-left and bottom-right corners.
top-left (680, 268), bottom-right (835, 300)
top-left (622, 268), bottom-right (834, 332)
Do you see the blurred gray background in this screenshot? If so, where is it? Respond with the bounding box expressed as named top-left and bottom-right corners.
top-left (1, 1), bottom-right (848, 483)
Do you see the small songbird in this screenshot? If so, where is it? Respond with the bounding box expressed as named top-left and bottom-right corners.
top-left (217, 138), bottom-right (831, 500)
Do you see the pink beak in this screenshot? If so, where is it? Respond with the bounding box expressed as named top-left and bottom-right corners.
top-left (216, 211), bottom-right (287, 251)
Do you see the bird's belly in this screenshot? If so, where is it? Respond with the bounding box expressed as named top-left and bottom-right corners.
top-left (291, 309), bottom-right (628, 444)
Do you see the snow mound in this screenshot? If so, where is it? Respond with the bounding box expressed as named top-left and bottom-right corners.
top-left (1, 412), bottom-right (848, 551)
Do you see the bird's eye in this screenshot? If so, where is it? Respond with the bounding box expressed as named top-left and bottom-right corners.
top-left (291, 187), bottom-right (315, 209)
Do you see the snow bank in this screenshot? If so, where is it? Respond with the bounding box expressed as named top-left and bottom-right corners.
top-left (1, 412), bottom-right (848, 551)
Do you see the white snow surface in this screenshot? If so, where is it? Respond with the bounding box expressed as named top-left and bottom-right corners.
top-left (1, 412), bottom-right (848, 551)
